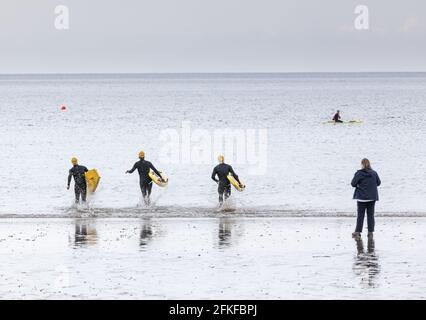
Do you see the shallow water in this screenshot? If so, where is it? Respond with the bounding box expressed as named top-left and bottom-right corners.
top-left (1, 205), bottom-right (426, 219)
top-left (1, 217), bottom-right (425, 299)
top-left (1, 73), bottom-right (426, 215)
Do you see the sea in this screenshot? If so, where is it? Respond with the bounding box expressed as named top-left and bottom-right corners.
top-left (0, 73), bottom-right (425, 217)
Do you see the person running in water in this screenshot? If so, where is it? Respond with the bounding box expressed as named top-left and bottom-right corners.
top-left (67, 157), bottom-right (89, 204)
top-left (332, 110), bottom-right (343, 123)
top-left (351, 158), bottom-right (381, 240)
top-left (126, 151), bottom-right (163, 206)
top-left (211, 155), bottom-right (242, 206)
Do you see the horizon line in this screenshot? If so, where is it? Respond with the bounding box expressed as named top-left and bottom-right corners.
top-left (1, 71), bottom-right (426, 76)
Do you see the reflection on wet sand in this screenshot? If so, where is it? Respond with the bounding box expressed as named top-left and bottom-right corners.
top-left (139, 219), bottom-right (154, 248)
top-left (4, 217), bottom-right (426, 299)
top-left (218, 218), bottom-right (233, 248)
top-left (353, 238), bottom-right (380, 288)
top-left (74, 219), bottom-right (98, 246)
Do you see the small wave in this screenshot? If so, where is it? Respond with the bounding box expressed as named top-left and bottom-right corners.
top-left (1, 206), bottom-right (426, 219)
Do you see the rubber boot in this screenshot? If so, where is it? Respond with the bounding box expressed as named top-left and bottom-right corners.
top-left (352, 231), bottom-right (361, 240)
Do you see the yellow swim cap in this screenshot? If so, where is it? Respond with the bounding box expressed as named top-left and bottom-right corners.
top-left (71, 157), bottom-right (78, 164)
top-left (139, 151), bottom-right (145, 158)
top-left (218, 155), bottom-right (225, 163)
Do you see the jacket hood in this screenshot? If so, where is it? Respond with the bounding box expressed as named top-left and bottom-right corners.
top-left (357, 169), bottom-right (374, 177)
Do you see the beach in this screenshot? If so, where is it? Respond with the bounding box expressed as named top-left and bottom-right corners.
top-left (1, 216), bottom-right (426, 299)
top-left (1, 0), bottom-right (426, 305)
top-left (1, 73), bottom-right (425, 300)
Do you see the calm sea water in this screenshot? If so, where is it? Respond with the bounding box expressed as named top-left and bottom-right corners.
top-left (0, 73), bottom-right (425, 215)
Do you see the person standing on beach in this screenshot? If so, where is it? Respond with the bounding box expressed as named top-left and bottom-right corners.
top-left (211, 155), bottom-right (242, 206)
top-left (332, 110), bottom-right (343, 123)
top-left (67, 157), bottom-right (89, 204)
top-left (351, 158), bottom-right (381, 240)
top-left (126, 151), bottom-right (163, 206)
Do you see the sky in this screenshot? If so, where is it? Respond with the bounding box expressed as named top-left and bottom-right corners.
top-left (0, 0), bottom-right (425, 73)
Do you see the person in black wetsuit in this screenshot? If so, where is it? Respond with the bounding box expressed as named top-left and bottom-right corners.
top-left (211, 155), bottom-right (242, 206)
top-left (67, 157), bottom-right (89, 204)
top-left (332, 110), bottom-right (343, 123)
top-left (126, 151), bottom-right (163, 206)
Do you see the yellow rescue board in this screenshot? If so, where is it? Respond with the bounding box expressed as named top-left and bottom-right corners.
top-left (85, 169), bottom-right (100, 193)
top-left (149, 169), bottom-right (168, 187)
top-left (227, 174), bottom-right (245, 192)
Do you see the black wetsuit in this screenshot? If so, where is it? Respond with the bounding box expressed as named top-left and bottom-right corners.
top-left (211, 163), bottom-right (240, 204)
top-left (128, 159), bottom-right (162, 202)
top-left (68, 165), bottom-right (88, 203)
top-left (333, 113), bottom-right (343, 123)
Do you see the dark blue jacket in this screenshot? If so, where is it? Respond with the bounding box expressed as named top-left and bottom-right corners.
top-left (351, 169), bottom-right (381, 201)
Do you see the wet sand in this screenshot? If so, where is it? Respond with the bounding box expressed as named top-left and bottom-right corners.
top-left (1, 217), bottom-right (425, 299)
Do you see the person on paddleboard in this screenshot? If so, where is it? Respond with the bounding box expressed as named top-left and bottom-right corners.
top-left (126, 151), bottom-right (163, 206)
top-left (332, 110), bottom-right (343, 123)
top-left (211, 155), bottom-right (242, 206)
top-left (67, 157), bottom-right (89, 204)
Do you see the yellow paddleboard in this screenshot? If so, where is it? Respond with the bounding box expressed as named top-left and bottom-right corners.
top-left (149, 169), bottom-right (168, 187)
top-left (85, 169), bottom-right (100, 193)
top-left (324, 120), bottom-right (363, 124)
top-left (227, 174), bottom-right (245, 192)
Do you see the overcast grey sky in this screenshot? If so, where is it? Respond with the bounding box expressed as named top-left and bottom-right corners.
top-left (0, 0), bottom-right (425, 73)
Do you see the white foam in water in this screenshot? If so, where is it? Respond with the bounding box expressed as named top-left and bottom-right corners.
top-left (0, 73), bottom-right (425, 216)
